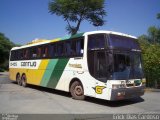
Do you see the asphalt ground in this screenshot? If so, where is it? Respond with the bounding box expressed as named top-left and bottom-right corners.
top-left (0, 72), bottom-right (160, 119)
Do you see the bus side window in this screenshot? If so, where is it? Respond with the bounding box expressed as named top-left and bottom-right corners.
top-left (71, 41), bottom-right (76, 56)
top-left (10, 51), bottom-right (14, 61)
top-left (42, 46), bottom-right (48, 58)
top-left (66, 41), bottom-right (72, 56)
top-left (24, 49), bottom-right (29, 59)
top-left (26, 49), bottom-right (29, 59)
top-left (76, 39), bottom-right (84, 56)
top-left (19, 50), bottom-right (24, 60)
top-left (11, 51), bottom-right (16, 61)
top-left (88, 34), bottom-right (105, 50)
top-left (14, 50), bottom-right (18, 60)
top-left (57, 43), bottom-right (65, 57)
top-left (53, 44), bottom-right (57, 57)
top-left (70, 39), bottom-right (84, 57)
top-left (37, 47), bottom-right (42, 58)
top-left (31, 47), bottom-right (37, 59)
top-left (49, 44), bottom-right (56, 58)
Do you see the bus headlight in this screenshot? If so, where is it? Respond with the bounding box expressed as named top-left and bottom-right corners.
top-left (112, 84), bottom-right (126, 89)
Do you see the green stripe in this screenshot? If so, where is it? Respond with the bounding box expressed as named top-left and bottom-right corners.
top-left (47, 58), bottom-right (69, 88)
top-left (69, 32), bottom-right (84, 39)
top-left (40, 33), bottom-right (84, 88)
top-left (60, 32), bottom-right (84, 41)
top-left (40, 59), bottom-right (58, 86)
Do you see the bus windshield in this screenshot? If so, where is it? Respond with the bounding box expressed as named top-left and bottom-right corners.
top-left (111, 52), bottom-right (143, 80)
top-left (109, 34), bottom-right (140, 50)
top-left (87, 33), bottom-right (144, 82)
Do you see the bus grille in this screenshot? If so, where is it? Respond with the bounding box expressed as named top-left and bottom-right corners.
top-left (126, 83), bottom-right (134, 87)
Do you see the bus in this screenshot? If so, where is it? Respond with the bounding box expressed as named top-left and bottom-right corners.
top-left (9, 31), bottom-right (145, 101)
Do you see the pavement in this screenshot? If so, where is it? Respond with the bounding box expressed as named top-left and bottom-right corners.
top-left (0, 72), bottom-right (160, 115)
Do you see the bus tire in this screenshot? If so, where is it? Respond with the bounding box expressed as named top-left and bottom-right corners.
top-left (21, 74), bottom-right (27, 87)
top-left (70, 81), bottom-right (85, 100)
top-left (16, 74), bottom-right (22, 86)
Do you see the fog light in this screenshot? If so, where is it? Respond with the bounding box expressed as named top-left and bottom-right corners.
top-left (117, 92), bottom-right (121, 96)
top-left (117, 92), bottom-right (125, 96)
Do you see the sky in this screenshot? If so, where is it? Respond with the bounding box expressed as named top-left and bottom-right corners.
top-left (0, 0), bottom-right (160, 44)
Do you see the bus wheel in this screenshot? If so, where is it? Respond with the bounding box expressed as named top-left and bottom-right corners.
top-left (21, 74), bottom-right (27, 87)
top-left (16, 74), bottom-right (22, 86)
top-left (70, 81), bottom-right (85, 100)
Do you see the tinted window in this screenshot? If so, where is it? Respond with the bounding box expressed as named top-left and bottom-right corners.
top-left (88, 34), bottom-right (106, 50)
top-left (57, 42), bottom-right (65, 57)
top-left (18, 50), bottom-right (24, 60)
top-left (23, 49), bottom-right (29, 59)
top-left (66, 41), bottom-right (72, 56)
top-left (111, 53), bottom-right (143, 80)
top-left (49, 44), bottom-right (56, 58)
top-left (37, 47), bottom-right (42, 58)
top-left (71, 41), bottom-right (77, 56)
top-left (31, 47), bottom-right (37, 59)
top-left (87, 51), bottom-right (112, 82)
top-left (10, 37), bottom-right (84, 60)
top-left (76, 40), bottom-right (84, 56)
top-left (109, 34), bottom-right (140, 50)
top-left (10, 51), bottom-right (16, 61)
top-left (42, 46), bottom-right (49, 58)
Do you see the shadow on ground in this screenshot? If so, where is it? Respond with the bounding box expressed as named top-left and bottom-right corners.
top-left (85, 96), bottom-right (144, 107)
top-left (11, 81), bottom-right (144, 107)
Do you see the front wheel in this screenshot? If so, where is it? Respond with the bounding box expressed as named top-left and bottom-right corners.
top-left (70, 81), bottom-right (85, 100)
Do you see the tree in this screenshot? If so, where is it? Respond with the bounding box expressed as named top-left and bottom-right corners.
top-left (137, 12), bottom-right (160, 88)
top-left (147, 26), bottom-right (160, 44)
top-left (138, 29), bottom-right (160, 88)
top-left (138, 35), bottom-right (160, 88)
top-left (0, 33), bottom-right (15, 70)
top-left (49, 0), bottom-right (106, 35)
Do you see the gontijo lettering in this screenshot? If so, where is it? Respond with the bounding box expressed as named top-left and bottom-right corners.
top-left (21, 61), bottom-right (36, 67)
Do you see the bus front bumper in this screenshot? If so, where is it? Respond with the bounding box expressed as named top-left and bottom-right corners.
top-left (110, 86), bottom-right (145, 101)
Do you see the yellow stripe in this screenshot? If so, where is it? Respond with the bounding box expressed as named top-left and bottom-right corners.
top-left (26, 60), bottom-right (49, 85)
top-left (9, 60), bottom-right (50, 85)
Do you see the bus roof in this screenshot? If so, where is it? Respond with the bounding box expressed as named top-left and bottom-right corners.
top-left (11, 30), bottom-right (137, 50)
top-left (84, 30), bottom-right (137, 39)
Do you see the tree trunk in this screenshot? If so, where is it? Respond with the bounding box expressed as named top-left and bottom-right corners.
top-left (72, 18), bottom-right (82, 35)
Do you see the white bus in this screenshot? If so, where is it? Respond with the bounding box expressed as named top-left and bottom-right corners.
top-left (9, 31), bottom-right (145, 101)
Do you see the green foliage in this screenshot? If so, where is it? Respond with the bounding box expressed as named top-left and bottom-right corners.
top-left (49, 0), bottom-right (106, 35)
top-left (142, 45), bottom-right (160, 87)
top-left (147, 26), bottom-right (160, 44)
top-left (0, 33), bottom-right (16, 71)
top-left (138, 12), bottom-right (160, 88)
top-left (138, 28), bottom-right (160, 88)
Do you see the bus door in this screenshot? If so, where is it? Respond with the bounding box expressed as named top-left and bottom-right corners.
top-left (88, 50), bottom-right (112, 95)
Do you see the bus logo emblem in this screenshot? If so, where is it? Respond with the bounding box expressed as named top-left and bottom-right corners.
top-left (93, 86), bottom-right (106, 94)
